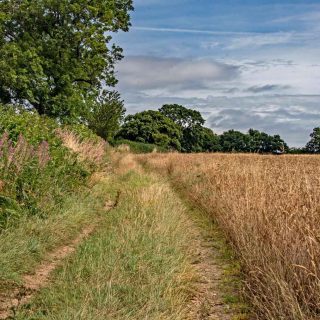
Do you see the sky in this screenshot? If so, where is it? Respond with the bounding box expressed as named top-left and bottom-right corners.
top-left (113, 0), bottom-right (320, 147)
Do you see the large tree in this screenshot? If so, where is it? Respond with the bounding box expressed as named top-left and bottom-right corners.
top-left (117, 110), bottom-right (182, 150)
top-left (159, 104), bottom-right (205, 129)
top-left (306, 127), bottom-right (320, 153)
top-left (0, 0), bottom-right (133, 121)
top-left (159, 104), bottom-right (205, 152)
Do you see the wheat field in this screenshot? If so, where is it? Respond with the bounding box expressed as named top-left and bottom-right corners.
top-left (139, 153), bottom-right (320, 320)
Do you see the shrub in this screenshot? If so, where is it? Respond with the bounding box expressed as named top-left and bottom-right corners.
top-left (0, 106), bottom-right (102, 230)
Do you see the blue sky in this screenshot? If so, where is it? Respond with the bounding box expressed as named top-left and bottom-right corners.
top-left (113, 0), bottom-right (320, 146)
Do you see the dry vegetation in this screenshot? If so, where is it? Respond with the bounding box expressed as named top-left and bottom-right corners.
top-left (56, 129), bottom-right (107, 165)
top-left (139, 153), bottom-right (320, 320)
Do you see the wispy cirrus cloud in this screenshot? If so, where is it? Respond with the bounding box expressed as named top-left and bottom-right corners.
top-left (132, 26), bottom-right (262, 36)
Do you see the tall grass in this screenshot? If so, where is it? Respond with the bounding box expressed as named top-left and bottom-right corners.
top-left (56, 129), bottom-right (107, 166)
top-left (140, 153), bottom-right (320, 320)
top-left (112, 139), bottom-right (167, 153)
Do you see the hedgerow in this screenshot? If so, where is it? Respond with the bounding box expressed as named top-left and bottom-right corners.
top-left (0, 105), bottom-right (101, 229)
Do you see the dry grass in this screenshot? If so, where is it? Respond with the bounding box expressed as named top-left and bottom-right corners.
top-left (56, 129), bottom-right (107, 165)
top-left (139, 153), bottom-right (320, 320)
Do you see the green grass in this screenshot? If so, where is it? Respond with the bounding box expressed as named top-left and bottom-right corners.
top-left (0, 175), bottom-right (112, 285)
top-left (14, 169), bottom-right (197, 319)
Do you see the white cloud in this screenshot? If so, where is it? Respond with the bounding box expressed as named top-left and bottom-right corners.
top-left (117, 56), bottom-right (240, 91)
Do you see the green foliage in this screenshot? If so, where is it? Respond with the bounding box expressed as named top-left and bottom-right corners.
top-left (200, 127), bottom-right (221, 152)
top-left (220, 129), bottom-right (288, 153)
top-left (0, 106), bottom-right (60, 146)
top-left (63, 124), bottom-right (101, 143)
top-left (247, 129), bottom-right (288, 153)
top-left (0, 0), bottom-right (133, 121)
top-left (220, 130), bottom-right (249, 152)
top-left (113, 139), bottom-right (167, 154)
top-left (117, 104), bottom-right (289, 154)
top-left (159, 104), bottom-right (205, 128)
top-left (305, 127), bottom-right (320, 153)
top-left (159, 104), bottom-right (206, 152)
top-left (117, 110), bottom-right (182, 150)
top-left (0, 106), bottom-right (94, 230)
top-left (288, 147), bottom-right (307, 154)
top-left (87, 91), bottom-right (126, 140)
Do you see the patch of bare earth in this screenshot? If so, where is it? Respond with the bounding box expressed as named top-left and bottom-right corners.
top-left (186, 216), bottom-right (234, 320)
top-left (0, 224), bottom-right (97, 319)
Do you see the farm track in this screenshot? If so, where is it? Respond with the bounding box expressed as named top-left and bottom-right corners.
top-left (184, 208), bottom-right (234, 320)
top-left (0, 191), bottom-right (119, 320)
top-left (0, 223), bottom-right (99, 320)
top-left (0, 156), bottom-right (244, 319)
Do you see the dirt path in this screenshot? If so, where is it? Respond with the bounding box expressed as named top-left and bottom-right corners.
top-left (184, 205), bottom-right (236, 320)
top-left (188, 227), bottom-right (234, 319)
top-left (0, 224), bottom-right (98, 319)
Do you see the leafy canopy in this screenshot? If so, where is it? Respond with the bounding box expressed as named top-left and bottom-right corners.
top-left (87, 91), bottom-right (126, 140)
top-left (306, 127), bottom-right (320, 153)
top-left (159, 104), bottom-right (207, 152)
top-left (159, 104), bottom-right (205, 129)
top-left (0, 0), bottom-right (133, 121)
top-left (117, 110), bottom-right (182, 150)
top-left (219, 129), bottom-right (288, 153)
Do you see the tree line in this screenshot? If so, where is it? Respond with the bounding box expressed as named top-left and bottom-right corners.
top-left (116, 105), bottom-right (320, 154)
top-left (116, 104), bottom-right (290, 153)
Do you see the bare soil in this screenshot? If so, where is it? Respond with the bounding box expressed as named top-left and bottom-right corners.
top-left (187, 216), bottom-right (233, 320)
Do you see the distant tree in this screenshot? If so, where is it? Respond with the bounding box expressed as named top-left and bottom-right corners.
top-left (0, 0), bottom-right (133, 121)
top-left (288, 147), bottom-right (306, 154)
top-left (159, 104), bottom-right (206, 152)
top-left (220, 130), bottom-right (249, 152)
top-left (306, 127), bottom-right (320, 153)
top-left (86, 91), bottom-right (126, 141)
top-left (247, 129), bottom-right (288, 153)
top-left (271, 134), bottom-right (288, 153)
top-left (199, 127), bottom-right (221, 152)
top-left (117, 110), bottom-right (182, 150)
top-left (159, 104), bottom-right (205, 128)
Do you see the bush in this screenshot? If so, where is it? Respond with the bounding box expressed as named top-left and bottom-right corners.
top-left (0, 105), bottom-right (101, 230)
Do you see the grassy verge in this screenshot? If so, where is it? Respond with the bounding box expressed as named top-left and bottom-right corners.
top-left (14, 164), bottom-right (197, 319)
top-left (0, 174), bottom-right (112, 287)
